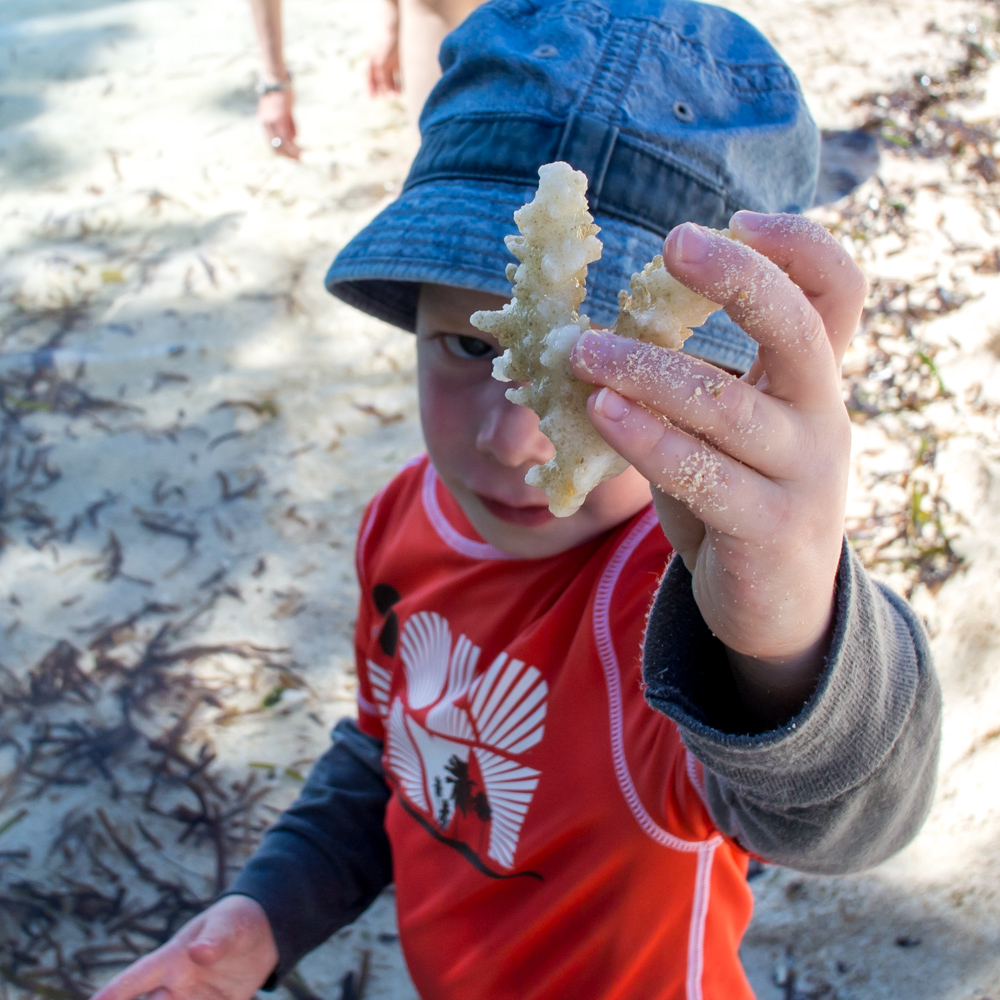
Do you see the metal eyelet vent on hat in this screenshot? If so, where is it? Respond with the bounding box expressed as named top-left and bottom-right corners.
top-left (672, 101), bottom-right (695, 122)
top-left (532, 44), bottom-right (558, 58)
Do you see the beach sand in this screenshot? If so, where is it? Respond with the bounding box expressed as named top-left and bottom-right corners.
top-left (0, 1), bottom-right (998, 997)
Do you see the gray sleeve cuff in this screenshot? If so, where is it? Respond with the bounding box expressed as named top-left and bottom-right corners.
top-left (642, 541), bottom-right (942, 872)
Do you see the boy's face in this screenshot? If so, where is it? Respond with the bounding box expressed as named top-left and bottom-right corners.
top-left (416, 284), bottom-right (652, 559)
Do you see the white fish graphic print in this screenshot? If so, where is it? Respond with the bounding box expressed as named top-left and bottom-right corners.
top-left (371, 611), bottom-right (548, 873)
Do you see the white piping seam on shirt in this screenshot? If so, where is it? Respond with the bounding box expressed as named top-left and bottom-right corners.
top-left (357, 691), bottom-right (382, 718)
top-left (421, 462), bottom-right (518, 561)
top-left (686, 841), bottom-right (718, 1000)
top-left (356, 482), bottom-right (392, 594)
top-left (593, 508), bottom-right (724, 854)
top-left (356, 462), bottom-right (422, 717)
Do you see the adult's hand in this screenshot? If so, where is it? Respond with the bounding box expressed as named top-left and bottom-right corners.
top-left (369, 0), bottom-right (402, 96)
top-left (572, 213), bottom-right (867, 723)
top-left (90, 895), bottom-right (279, 1000)
top-left (258, 86), bottom-right (300, 159)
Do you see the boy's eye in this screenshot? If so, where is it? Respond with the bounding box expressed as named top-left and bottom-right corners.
top-left (442, 334), bottom-right (498, 360)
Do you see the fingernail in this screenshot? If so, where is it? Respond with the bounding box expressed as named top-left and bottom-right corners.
top-left (674, 223), bottom-right (710, 263)
top-left (732, 210), bottom-right (767, 232)
top-left (593, 387), bottom-right (629, 420)
top-left (574, 331), bottom-right (613, 373)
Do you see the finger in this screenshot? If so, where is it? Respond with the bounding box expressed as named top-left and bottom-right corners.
top-left (586, 386), bottom-right (786, 539)
top-left (572, 331), bottom-right (798, 478)
top-left (662, 223), bottom-right (840, 408)
top-left (370, 58), bottom-right (389, 97)
top-left (274, 116), bottom-right (300, 158)
top-left (90, 952), bottom-right (168, 1000)
top-left (268, 125), bottom-right (300, 159)
top-left (729, 211), bottom-right (867, 365)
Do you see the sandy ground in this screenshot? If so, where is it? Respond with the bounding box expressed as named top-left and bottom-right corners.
top-left (0, 1), bottom-right (999, 998)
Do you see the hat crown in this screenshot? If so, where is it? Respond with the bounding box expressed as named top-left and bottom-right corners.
top-left (325, 0), bottom-right (819, 374)
top-left (412, 0), bottom-right (818, 224)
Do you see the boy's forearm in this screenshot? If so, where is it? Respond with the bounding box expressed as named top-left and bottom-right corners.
top-left (225, 719), bottom-right (392, 984)
top-left (643, 543), bottom-right (941, 873)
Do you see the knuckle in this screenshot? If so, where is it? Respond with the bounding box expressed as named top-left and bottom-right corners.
top-left (634, 410), bottom-right (673, 464)
top-left (760, 482), bottom-right (794, 539)
top-left (723, 382), bottom-right (763, 440)
top-left (848, 263), bottom-right (869, 302)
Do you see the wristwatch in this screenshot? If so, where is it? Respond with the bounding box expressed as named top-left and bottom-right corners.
top-left (256, 73), bottom-right (293, 97)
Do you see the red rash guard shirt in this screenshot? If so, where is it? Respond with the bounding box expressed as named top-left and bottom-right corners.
top-left (354, 457), bottom-right (755, 1000)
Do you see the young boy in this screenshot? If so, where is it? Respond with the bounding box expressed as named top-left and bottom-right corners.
top-left (93, 2), bottom-right (941, 998)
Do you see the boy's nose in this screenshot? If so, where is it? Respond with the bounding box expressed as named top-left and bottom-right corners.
top-left (475, 390), bottom-right (555, 469)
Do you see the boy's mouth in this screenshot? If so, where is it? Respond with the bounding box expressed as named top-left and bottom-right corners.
top-left (476, 494), bottom-right (556, 527)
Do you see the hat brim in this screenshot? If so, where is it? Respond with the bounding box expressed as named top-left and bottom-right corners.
top-left (325, 177), bottom-right (759, 373)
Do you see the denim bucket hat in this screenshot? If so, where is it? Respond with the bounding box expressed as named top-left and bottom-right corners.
top-left (326, 0), bottom-right (819, 373)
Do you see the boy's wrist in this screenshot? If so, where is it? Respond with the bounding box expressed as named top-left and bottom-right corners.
top-left (723, 607), bottom-right (834, 729)
top-left (235, 894), bottom-right (280, 989)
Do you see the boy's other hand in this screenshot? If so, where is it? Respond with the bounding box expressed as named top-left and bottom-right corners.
top-left (89, 895), bottom-right (278, 1000)
top-left (572, 214), bottom-right (867, 724)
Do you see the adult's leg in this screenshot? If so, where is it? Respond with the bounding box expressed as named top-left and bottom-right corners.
top-left (398, 0), bottom-right (484, 135)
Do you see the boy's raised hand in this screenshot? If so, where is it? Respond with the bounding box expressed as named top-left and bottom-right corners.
top-left (89, 895), bottom-right (278, 1000)
top-left (573, 213), bottom-right (867, 723)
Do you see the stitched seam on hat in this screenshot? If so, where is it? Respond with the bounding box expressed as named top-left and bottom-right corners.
top-left (567, 21), bottom-right (609, 118)
top-left (332, 257), bottom-right (512, 281)
top-left (406, 169), bottom-right (539, 192)
top-left (580, 19), bottom-right (644, 122)
top-left (610, 22), bottom-right (649, 125)
top-left (417, 115), bottom-right (734, 202)
top-left (407, 130), bottom-right (731, 208)
top-left (402, 172), bottom-right (538, 202)
top-left (421, 111), bottom-right (562, 131)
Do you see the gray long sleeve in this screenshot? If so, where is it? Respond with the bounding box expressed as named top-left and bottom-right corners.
top-left (226, 718), bottom-right (392, 984)
top-left (642, 541), bottom-right (941, 873)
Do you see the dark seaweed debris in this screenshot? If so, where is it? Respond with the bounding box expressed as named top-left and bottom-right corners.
top-left (0, 335), bottom-right (137, 557)
top-left (0, 607), bottom-right (288, 999)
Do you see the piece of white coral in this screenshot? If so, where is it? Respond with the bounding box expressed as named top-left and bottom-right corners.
top-left (614, 253), bottom-right (722, 349)
top-left (471, 161), bottom-right (723, 517)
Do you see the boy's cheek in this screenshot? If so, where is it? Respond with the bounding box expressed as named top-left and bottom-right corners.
top-left (419, 373), bottom-right (464, 431)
